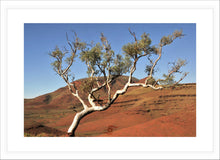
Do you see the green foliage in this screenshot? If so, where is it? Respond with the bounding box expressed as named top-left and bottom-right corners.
top-left (169, 58), bottom-right (187, 73)
top-left (122, 32), bottom-right (152, 59)
top-left (75, 42), bottom-right (87, 50)
top-left (145, 65), bottom-right (154, 76)
top-left (159, 74), bottom-right (175, 86)
top-left (50, 46), bottom-right (66, 59)
top-left (140, 33), bottom-right (152, 46)
top-left (51, 61), bottom-right (60, 72)
top-left (80, 78), bottom-right (96, 93)
top-left (80, 43), bottom-right (104, 76)
top-left (160, 30), bottom-right (183, 46)
top-left (173, 30), bottom-right (184, 38)
top-left (110, 54), bottom-right (132, 76)
top-left (80, 34), bottom-right (132, 78)
top-left (150, 46), bottom-right (160, 55)
top-left (157, 58), bottom-right (187, 87)
top-left (49, 46), bottom-right (66, 72)
top-left (49, 29), bottom-right (187, 94)
top-left (80, 43), bottom-right (103, 66)
top-left (65, 55), bottom-right (75, 65)
top-left (146, 77), bottom-right (156, 85)
top-left (122, 43), bottom-right (141, 58)
top-left (160, 35), bottom-right (173, 46)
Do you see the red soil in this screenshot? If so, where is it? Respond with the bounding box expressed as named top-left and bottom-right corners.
top-left (98, 105), bottom-right (196, 137)
top-left (24, 77), bottom-right (196, 137)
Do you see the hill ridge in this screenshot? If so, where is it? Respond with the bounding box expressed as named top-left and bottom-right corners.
top-left (24, 77), bottom-right (196, 137)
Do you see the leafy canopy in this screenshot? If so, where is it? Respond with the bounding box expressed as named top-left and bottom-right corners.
top-left (122, 32), bottom-right (152, 59)
top-left (49, 29), bottom-right (187, 90)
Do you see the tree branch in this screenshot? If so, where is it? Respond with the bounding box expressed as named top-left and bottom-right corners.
top-left (62, 33), bottom-right (77, 75)
top-left (173, 72), bottom-right (189, 86)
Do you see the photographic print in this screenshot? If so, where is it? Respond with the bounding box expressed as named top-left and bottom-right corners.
top-left (24, 23), bottom-right (196, 137)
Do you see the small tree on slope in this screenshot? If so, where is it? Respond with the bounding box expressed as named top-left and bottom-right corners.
top-left (49, 29), bottom-right (188, 136)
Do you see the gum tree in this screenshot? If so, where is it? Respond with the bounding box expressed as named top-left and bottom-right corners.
top-left (49, 29), bottom-right (188, 136)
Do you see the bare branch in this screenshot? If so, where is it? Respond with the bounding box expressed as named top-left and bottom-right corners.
top-left (173, 72), bottom-right (189, 86)
top-left (128, 28), bottom-right (138, 42)
top-left (149, 47), bottom-right (162, 77)
top-left (145, 47), bottom-right (162, 84)
top-left (128, 57), bottom-right (138, 83)
top-left (62, 33), bottom-right (77, 75)
top-left (100, 32), bottom-right (111, 51)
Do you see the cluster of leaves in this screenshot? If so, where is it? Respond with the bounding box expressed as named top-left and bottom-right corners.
top-left (145, 64), bottom-right (155, 76)
top-left (158, 58), bottom-right (187, 86)
top-left (122, 32), bottom-right (152, 59)
top-left (169, 58), bottom-right (187, 73)
top-left (49, 46), bottom-right (67, 74)
top-left (80, 78), bottom-right (96, 93)
top-left (159, 74), bottom-right (175, 86)
top-left (80, 34), bottom-right (132, 79)
top-left (111, 54), bottom-right (131, 76)
top-left (160, 30), bottom-right (184, 47)
top-left (146, 76), bottom-right (156, 85)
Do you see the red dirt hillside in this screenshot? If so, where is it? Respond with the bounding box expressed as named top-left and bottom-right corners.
top-left (24, 76), bottom-right (196, 137)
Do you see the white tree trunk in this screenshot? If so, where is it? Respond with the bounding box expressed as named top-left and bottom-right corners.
top-left (67, 107), bottom-right (93, 136)
top-left (67, 80), bottom-right (163, 136)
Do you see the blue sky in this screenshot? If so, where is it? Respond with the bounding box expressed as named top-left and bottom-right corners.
top-left (24, 23), bottom-right (196, 99)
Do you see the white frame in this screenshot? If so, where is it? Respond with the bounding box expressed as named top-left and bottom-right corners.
top-left (0, 0), bottom-right (219, 159)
